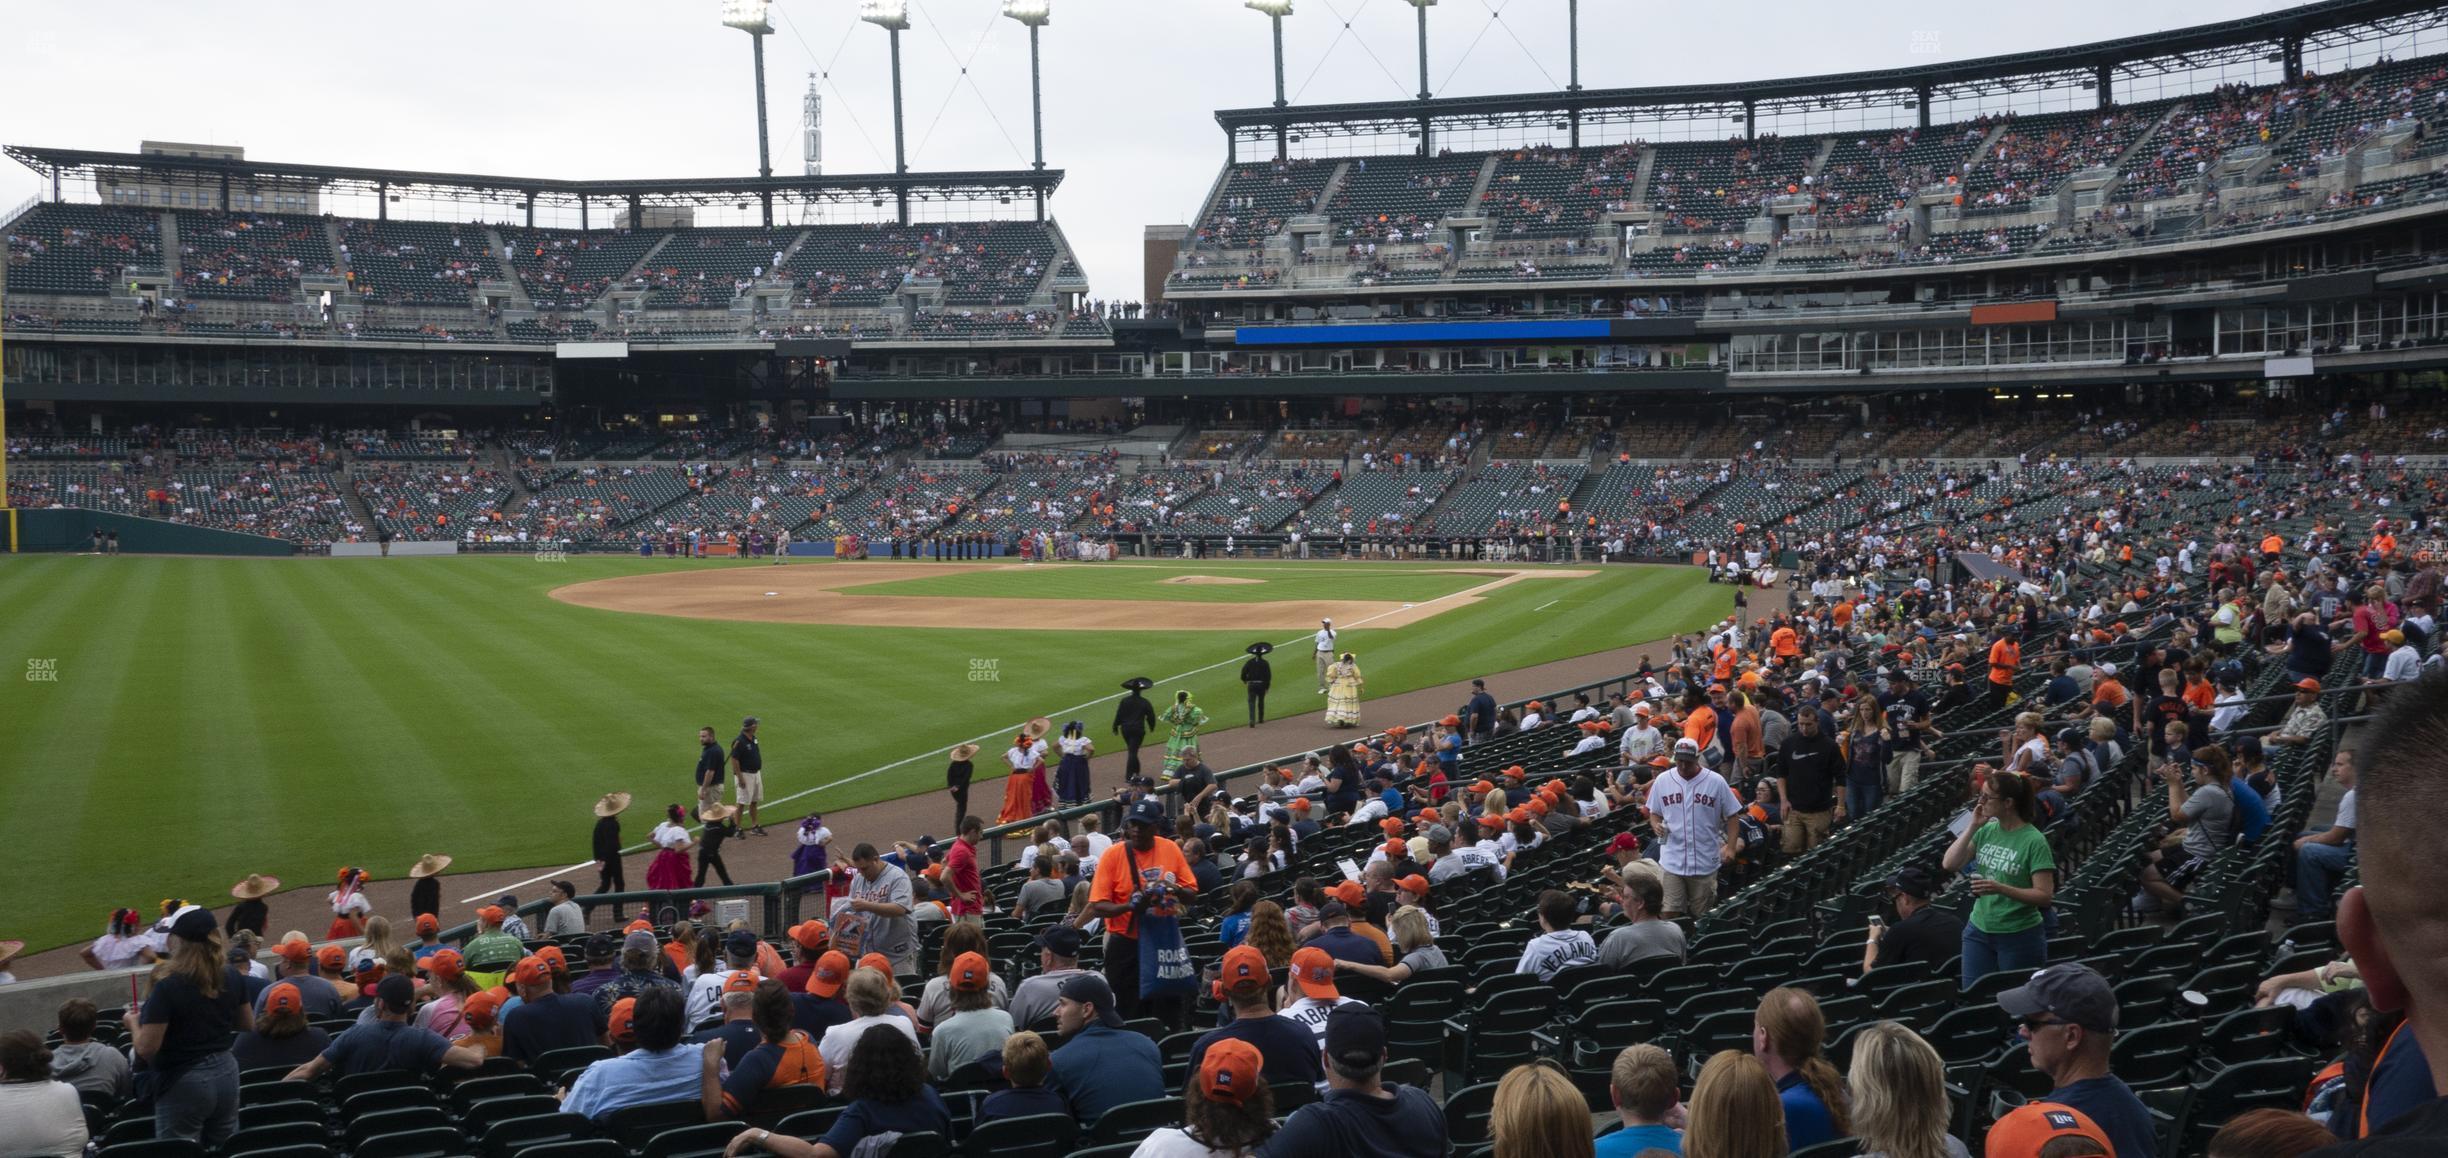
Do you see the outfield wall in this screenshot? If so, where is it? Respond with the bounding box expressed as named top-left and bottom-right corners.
top-left (6, 508), bottom-right (296, 556)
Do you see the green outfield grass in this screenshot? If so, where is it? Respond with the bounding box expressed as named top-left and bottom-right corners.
top-left (0, 555), bottom-right (1730, 951)
top-left (847, 562), bottom-right (1496, 603)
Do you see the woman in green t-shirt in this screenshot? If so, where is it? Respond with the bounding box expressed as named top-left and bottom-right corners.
top-left (1942, 768), bottom-right (2057, 988)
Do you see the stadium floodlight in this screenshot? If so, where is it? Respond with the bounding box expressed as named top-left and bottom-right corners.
top-left (1249, 0), bottom-right (1294, 156)
top-left (720, 0), bottom-right (776, 211)
top-left (860, 0), bottom-right (911, 31)
top-left (1004, 1), bottom-right (1052, 182)
top-left (719, 0), bottom-right (773, 35)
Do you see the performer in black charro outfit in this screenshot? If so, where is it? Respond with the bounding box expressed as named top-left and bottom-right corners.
top-left (590, 792), bottom-right (630, 894)
top-left (945, 743), bottom-right (979, 833)
top-left (1114, 677), bottom-right (1158, 782)
top-left (1241, 642), bottom-right (1274, 726)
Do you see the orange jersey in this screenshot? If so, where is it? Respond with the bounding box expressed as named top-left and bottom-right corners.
top-left (1770, 627), bottom-right (1800, 658)
top-left (1087, 836), bottom-right (1197, 939)
top-left (1987, 639), bottom-right (2021, 685)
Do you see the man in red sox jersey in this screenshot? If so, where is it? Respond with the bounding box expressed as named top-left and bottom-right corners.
top-left (1642, 738), bottom-right (1742, 919)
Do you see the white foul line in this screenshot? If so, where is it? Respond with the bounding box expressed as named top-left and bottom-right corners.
top-left (463, 568), bottom-right (1519, 902)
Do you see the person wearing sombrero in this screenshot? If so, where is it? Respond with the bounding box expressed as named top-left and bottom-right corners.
top-left (1113, 677), bottom-right (1157, 782)
top-left (946, 743), bottom-right (979, 833)
top-left (997, 721), bottom-right (1053, 825)
top-left (406, 854), bottom-right (451, 921)
top-left (1324, 652), bottom-right (1365, 728)
top-left (591, 792), bottom-right (632, 895)
top-left (1160, 691), bottom-right (1208, 774)
top-left (647, 804), bottom-right (696, 892)
top-left (226, 874), bottom-right (280, 941)
top-left (1055, 721), bottom-right (1096, 807)
top-left (1241, 641), bottom-right (1274, 726)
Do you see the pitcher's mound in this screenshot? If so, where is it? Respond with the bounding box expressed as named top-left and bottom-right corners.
top-left (1162, 575), bottom-right (1264, 586)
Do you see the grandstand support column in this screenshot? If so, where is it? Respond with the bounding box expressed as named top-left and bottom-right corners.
top-left (1409, 0), bottom-right (1433, 155)
top-left (2096, 63), bottom-right (2114, 109)
top-left (2283, 35), bottom-right (2304, 82)
top-left (1743, 100), bottom-right (1756, 141)
top-left (377, 181), bottom-right (388, 221)
top-left (1916, 84), bottom-right (1932, 130)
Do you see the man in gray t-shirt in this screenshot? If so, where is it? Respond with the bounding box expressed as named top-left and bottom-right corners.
top-left (837, 844), bottom-right (917, 974)
top-left (2142, 761), bottom-right (2234, 910)
top-left (1597, 871), bottom-right (1686, 970)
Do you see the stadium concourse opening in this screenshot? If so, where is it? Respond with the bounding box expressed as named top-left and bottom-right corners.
top-left (548, 561), bottom-right (1597, 630)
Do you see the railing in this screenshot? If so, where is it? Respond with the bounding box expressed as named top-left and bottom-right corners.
top-left (428, 655), bottom-right (1685, 946)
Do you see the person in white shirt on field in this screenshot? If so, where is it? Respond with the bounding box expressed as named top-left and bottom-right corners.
top-left (1313, 619), bottom-right (1337, 693)
top-left (1643, 738), bottom-right (1742, 919)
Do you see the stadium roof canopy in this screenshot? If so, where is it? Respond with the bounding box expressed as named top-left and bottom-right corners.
top-left (1213, 0), bottom-right (2448, 147)
top-left (3, 144), bottom-right (1060, 221)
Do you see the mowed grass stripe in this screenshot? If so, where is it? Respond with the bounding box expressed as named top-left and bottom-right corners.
top-left (0, 557), bottom-right (1728, 949)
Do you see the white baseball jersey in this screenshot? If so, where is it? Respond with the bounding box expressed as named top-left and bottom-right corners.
top-left (1644, 767), bottom-right (1739, 877)
top-left (1314, 627), bottom-right (1337, 652)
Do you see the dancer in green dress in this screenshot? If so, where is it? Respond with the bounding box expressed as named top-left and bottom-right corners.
top-left (1160, 690), bottom-right (1208, 774)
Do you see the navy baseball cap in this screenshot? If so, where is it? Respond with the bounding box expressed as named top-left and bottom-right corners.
top-left (1032, 925), bottom-right (1084, 958)
top-left (1057, 972), bottom-right (1126, 1028)
top-left (1999, 964), bottom-right (2117, 1033)
top-left (1128, 797), bottom-right (1168, 826)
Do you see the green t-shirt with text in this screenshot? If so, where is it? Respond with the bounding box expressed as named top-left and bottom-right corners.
top-left (1969, 819), bottom-right (2055, 935)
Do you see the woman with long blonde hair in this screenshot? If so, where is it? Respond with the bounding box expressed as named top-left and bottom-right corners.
top-left (1491, 1060), bottom-right (1593, 1158)
top-left (1684, 1050), bottom-right (1786, 1158)
top-left (130, 909), bottom-right (253, 1145)
top-left (1847, 1021), bottom-right (1967, 1158)
top-left (360, 914), bottom-right (401, 963)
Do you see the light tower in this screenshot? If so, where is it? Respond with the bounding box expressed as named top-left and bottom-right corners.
top-left (802, 72), bottom-right (824, 177)
top-left (1002, 1), bottom-right (1051, 222)
top-left (1245, 0), bottom-right (1294, 160)
top-left (1404, 0), bottom-right (1435, 155)
top-left (721, 0), bottom-right (777, 226)
top-left (860, 0), bottom-right (913, 224)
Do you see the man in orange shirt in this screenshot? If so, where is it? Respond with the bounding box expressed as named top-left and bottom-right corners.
top-left (1769, 622), bottom-right (1801, 668)
top-left (1081, 796), bottom-right (1199, 1028)
top-left (1986, 627), bottom-right (2021, 710)
top-left (2090, 663), bottom-right (2128, 713)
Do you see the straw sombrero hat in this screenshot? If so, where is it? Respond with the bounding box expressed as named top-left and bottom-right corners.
top-left (1022, 717), bottom-right (1053, 740)
top-left (0, 941), bottom-right (22, 969)
top-left (702, 804), bottom-right (738, 822)
top-left (230, 874), bottom-right (282, 900)
top-left (949, 743), bottom-right (981, 762)
top-left (594, 792), bottom-right (633, 818)
top-left (407, 854), bottom-right (453, 879)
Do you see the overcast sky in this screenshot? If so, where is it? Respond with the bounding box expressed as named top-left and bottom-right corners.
top-left (3, 0), bottom-right (2320, 299)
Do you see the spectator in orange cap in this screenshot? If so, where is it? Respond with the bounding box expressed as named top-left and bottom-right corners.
top-left (453, 989), bottom-right (505, 1058)
top-left (778, 921), bottom-right (829, 995)
top-left (253, 937), bottom-right (340, 1022)
top-left (461, 906), bottom-right (524, 988)
top-left (312, 945), bottom-right (360, 1006)
top-left (415, 948), bottom-right (480, 1039)
top-left (792, 950), bottom-right (856, 1040)
top-left (231, 982), bottom-right (332, 1072)
top-left (409, 914), bottom-right (445, 962)
top-left (603, 996), bottom-right (639, 1053)
top-left (503, 955), bottom-right (604, 1066)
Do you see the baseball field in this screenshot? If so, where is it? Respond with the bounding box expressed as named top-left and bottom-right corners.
top-left (0, 554), bottom-right (1733, 952)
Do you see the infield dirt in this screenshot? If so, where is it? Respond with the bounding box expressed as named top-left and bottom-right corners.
top-left (549, 562), bottom-right (1597, 630)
